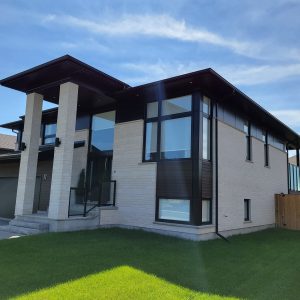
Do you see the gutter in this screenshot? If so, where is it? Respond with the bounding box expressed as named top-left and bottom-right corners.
top-left (215, 102), bottom-right (229, 242)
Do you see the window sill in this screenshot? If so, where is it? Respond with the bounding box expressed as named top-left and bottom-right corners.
top-left (138, 161), bottom-right (157, 165)
top-left (153, 221), bottom-right (214, 229)
top-left (264, 165), bottom-right (271, 169)
top-left (244, 220), bottom-right (252, 224)
top-left (99, 206), bottom-right (118, 211)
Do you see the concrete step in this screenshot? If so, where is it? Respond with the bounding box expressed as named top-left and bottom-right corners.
top-left (15, 215), bottom-right (50, 224)
top-left (9, 219), bottom-right (49, 231)
top-left (0, 225), bottom-right (11, 232)
top-left (8, 225), bottom-right (41, 235)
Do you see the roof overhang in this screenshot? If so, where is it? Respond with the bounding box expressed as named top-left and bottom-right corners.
top-left (0, 55), bottom-right (129, 110)
top-left (114, 68), bottom-right (300, 148)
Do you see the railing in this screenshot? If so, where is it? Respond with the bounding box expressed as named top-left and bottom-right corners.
top-left (68, 180), bottom-right (116, 217)
top-left (288, 163), bottom-right (300, 192)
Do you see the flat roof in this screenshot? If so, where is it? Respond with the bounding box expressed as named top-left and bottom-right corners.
top-left (0, 55), bottom-right (129, 109)
top-left (1, 56), bottom-right (299, 148)
top-left (114, 68), bottom-right (300, 148)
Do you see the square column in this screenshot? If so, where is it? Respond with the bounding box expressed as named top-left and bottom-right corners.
top-left (48, 82), bottom-right (79, 219)
top-left (15, 93), bottom-right (43, 216)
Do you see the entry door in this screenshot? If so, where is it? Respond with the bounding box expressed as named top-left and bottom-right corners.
top-left (87, 154), bottom-right (112, 203)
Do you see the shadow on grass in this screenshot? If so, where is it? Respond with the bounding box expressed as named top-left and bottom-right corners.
top-left (0, 228), bottom-right (300, 300)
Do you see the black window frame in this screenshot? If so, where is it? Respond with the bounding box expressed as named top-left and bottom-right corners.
top-left (202, 97), bottom-right (212, 161)
top-left (201, 198), bottom-right (212, 225)
top-left (263, 131), bottom-right (269, 167)
top-left (156, 196), bottom-right (192, 224)
top-left (244, 198), bottom-right (251, 221)
top-left (42, 123), bottom-right (56, 145)
top-left (244, 121), bottom-right (252, 161)
top-left (143, 95), bottom-right (193, 162)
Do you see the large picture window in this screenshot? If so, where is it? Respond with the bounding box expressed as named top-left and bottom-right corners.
top-left (144, 95), bottom-right (192, 161)
top-left (161, 117), bottom-right (191, 159)
top-left (158, 198), bottom-right (190, 222)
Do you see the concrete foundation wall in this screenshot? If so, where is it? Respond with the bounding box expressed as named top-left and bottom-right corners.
top-left (217, 121), bottom-right (288, 232)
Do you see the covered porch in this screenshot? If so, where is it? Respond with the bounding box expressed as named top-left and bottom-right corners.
top-left (0, 55), bottom-right (127, 230)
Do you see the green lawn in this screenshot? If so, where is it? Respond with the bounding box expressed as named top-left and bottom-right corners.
top-left (0, 228), bottom-right (299, 300)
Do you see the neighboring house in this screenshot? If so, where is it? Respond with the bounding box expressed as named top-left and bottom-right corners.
top-left (0, 55), bottom-right (299, 239)
top-left (0, 133), bottom-right (16, 154)
top-left (289, 155), bottom-right (297, 165)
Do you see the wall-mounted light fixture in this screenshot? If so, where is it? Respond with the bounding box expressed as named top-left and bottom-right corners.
top-left (20, 142), bottom-right (26, 151)
top-left (55, 137), bottom-right (61, 147)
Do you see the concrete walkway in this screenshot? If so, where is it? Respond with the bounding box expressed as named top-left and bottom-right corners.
top-left (0, 219), bottom-right (23, 240)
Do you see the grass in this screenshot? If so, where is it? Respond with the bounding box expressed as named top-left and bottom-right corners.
top-left (0, 228), bottom-right (299, 299)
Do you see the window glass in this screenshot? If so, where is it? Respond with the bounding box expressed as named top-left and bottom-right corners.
top-left (203, 117), bottom-right (210, 160)
top-left (147, 102), bottom-right (158, 119)
top-left (44, 123), bottom-right (56, 144)
top-left (202, 199), bottom-right (211, 223)
top-left (161, 95), bottom-right (191, 116)
top-left (236, 115), bottom-right (244, 131)
top-left (203, 96), bottom-right (211, 115)
top-left (145, 122), bottom-right (157, 160)
top-left (91, 111), bottom-right (115, 152)
top-left (160, 117), bottom-right (191, 159)
top-left (262, 131), bottom-right (266, 143)
top-left (243, 121), bottom-right (249, 135)
top-left (244, 199), bottom-right (251, 221)
top-left (224, 109), bottom-right (236, 127)
top-left (159, 198), bottom-right (190, 222)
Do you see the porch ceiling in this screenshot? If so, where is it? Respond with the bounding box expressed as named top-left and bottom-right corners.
top-left (0, 55), bottom-right (129, 109)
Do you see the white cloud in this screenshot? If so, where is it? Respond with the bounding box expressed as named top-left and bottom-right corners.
top-left (218, 64), bottom-right (300, 85)
top-left (42, 13), bottom-right (300, 62)
top-left (43, 14), bottom-right (262, 58)
top-left (271, 110), bottom-right (300, 130)
top-left (121, 61), bottom-right (300, 86)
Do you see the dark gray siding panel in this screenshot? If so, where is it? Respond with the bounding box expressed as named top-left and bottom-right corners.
top-left (157, 160), bottom-right (193, 198)
top-left (202, 160), bottom-right (212, 198)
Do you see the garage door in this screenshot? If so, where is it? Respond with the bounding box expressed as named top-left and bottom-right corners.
top-left (0, 177), bottom-right (42, 219)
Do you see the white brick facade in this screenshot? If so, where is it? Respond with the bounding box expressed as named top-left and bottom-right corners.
top-left (15, 92), bottom-right (43, 216)
top-left (217, 121), bottom-right (288, 233)
top-left (48, 82), bottom-right (79, 220)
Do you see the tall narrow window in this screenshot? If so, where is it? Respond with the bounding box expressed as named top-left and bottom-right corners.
top-left (202, 96), bottom-right (211, 160)
top-left (244, 121), bottom-right (251, 161)
top-left (202, 199), bottom-right (212, 224)
top-left (144, 102), bottom-right (158, 161)
top-left (91, 111), bottom-right (115, 152)
top-left (43, 123), bottom-right (56, 145)
top-left (244, 199), bottom-right (251, 221)
top-left (262, 131), bottom-right (269, 167)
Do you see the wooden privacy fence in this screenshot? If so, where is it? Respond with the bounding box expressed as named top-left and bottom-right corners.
top-left (275, 194), bottom-right (300, 230)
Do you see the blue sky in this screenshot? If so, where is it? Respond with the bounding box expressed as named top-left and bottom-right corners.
top-left (0, 0), bottom-right (300, 135)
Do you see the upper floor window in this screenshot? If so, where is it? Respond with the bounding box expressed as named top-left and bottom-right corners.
top-left (43, 123), bottom-right (56, 145)
top-left (262, 131), bottom-right (269, 167)
top-left (202, 96), bottom-right (211, 160)
top-left (91, 111), bottom-right (115, 152)
top-left (144, 95), bottom-right (192, 161)
top-left (244, 120), bottom-right (251, 161)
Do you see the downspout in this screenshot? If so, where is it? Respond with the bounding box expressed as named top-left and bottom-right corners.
top-left (215, 103), bottom-right (229, 242)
